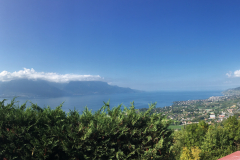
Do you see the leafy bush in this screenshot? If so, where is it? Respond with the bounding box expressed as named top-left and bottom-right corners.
top-left (173, 117), bottom-right (240, 160)
top-left (0, 98), bottom-right (174, 160)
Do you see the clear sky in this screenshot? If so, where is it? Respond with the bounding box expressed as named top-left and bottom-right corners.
top-left (1, 0), bottom-right (240, 91)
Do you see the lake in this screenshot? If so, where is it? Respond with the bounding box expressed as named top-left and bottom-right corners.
top-left (0, 91), bottom-right (223, 115)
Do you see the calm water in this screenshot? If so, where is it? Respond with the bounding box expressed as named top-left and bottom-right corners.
top-left (0, 91), bottom-right (223, 115)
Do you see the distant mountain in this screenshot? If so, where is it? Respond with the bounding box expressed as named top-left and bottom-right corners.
top-left (222, 87), bottom-right (240, 96)
top-left (63, 81), bottom-right (138, 95)
top-left (0, 79), bottom-right (66, 98)
top-left (0, 79), bottom-right (140, 98)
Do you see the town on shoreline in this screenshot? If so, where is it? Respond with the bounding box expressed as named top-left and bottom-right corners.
top-left (138, 94), bottom-right (240, 129)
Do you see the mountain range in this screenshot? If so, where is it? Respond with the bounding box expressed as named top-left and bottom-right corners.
top-left (0, 79), bottom-right (141, 98)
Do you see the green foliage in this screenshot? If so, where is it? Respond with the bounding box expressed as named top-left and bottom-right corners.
top-left (2, 97), bottom-right (240, 160)
top-left (201, 125), bottom-right (235, 159)
top-left (0, 98), bottom-right (174, 160)
top-left (173, 118), bottom-right (240, 160)
top-left (181, 121), bottom-right (208, 148)
top-left (222, 116), bottom-right (240, 145)
top-left (180, 147), bottom-right (201, 160)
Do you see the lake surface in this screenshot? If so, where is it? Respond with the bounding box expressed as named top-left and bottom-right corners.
top-left (0, 91), bottom-right (223, 115)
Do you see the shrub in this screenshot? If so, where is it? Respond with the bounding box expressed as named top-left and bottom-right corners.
top-left (0, 98), bottom-right (174, 160)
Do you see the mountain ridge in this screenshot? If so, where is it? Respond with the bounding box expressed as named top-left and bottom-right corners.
top-left (0, 79), bottom-right (141, 98)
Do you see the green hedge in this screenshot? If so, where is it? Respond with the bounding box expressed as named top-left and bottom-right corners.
top-left (0, 98), bottom-right (174, 160)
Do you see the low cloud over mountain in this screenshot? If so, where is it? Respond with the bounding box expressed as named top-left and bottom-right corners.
top-left (0, 68), bottom-right (103, 83)
top-left (0, 68), bottom-right (141, 97)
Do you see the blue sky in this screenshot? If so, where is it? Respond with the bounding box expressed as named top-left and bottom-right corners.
top-left (1, 0), bottom-right (240, 91)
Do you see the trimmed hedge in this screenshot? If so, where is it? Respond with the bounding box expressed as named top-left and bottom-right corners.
top-left (0, 98), bottom-right (174, 160)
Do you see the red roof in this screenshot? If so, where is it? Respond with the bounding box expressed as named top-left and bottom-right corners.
top-left (218, 151), bottom-right (240, 160)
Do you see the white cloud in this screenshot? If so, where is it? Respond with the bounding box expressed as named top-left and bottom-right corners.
top-left (233, 70), bottom-right (240, 77)
top-left (226, 70), bottom-right (240, 78)
top-left (226, 71), bottom-right (232, 77)
top-left (0, 68), bottom-right (103, 83)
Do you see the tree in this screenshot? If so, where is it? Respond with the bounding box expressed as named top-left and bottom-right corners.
top-left (201, 125), bottom-right (235, 160)
top-left (181, 121), bottom-right (208, 148)
top-left (223, 116), bottom-right (240, 149)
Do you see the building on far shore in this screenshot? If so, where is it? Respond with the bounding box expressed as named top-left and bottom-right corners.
top-left (210, 114), bottom-right (215, 119)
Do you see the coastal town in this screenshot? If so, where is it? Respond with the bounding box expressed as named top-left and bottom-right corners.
top-left (138, 94), bottom-right (240, 128)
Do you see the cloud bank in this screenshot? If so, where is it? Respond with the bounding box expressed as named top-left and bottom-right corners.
top-left (0, 68), bottom-right (103, 83)
top-left (226, 70), bottom-right (240, 78)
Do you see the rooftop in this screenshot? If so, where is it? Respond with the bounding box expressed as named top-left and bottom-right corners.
top-left (218, 151), bottom-right (240, 160)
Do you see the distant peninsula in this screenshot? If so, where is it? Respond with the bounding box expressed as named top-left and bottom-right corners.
top-left (222, 87), bottom-right (240, 96)
top-left (0, 79), bottom-right (141, 98)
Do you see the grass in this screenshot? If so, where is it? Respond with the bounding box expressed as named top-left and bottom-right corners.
top-left (168, 125), bottom-right (183, 130)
